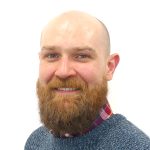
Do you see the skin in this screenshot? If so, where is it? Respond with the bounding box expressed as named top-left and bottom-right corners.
top-left (39, 11), bottom-right (119, 93)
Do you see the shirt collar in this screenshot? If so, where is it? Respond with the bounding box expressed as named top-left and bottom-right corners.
top-left (50, 102), bottom-right (112, 138)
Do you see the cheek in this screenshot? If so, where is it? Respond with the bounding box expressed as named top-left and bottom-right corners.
top-left (76, 64), bottom-right (103, 85)
top-left (39, 63), bottom-right (55, 84)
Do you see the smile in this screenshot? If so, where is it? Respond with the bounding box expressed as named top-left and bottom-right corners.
top-left (54, 88), bottom-right (80, 93)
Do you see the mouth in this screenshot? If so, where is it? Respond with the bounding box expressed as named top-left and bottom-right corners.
top-left (54, 88), bottom-right (80, 94)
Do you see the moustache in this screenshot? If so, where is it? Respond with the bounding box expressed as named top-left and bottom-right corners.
top-left (45, 77), bottom-right (88, 91)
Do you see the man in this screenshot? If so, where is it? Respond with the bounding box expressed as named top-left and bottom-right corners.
top-left (25, 11), bottom-right (150, 150)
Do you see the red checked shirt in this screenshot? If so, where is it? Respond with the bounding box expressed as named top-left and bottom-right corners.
top-left (51, 102), bottom-right (112, 138)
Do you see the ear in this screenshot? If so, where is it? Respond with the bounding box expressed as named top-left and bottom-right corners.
top-left (105, 53), bottom-right (120, 81)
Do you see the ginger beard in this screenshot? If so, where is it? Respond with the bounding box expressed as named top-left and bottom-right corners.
top-left (37, 76), bottom-right (108, 136)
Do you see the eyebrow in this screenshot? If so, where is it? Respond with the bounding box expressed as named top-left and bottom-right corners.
top-left (41, 46), bottom-right (96, 53)
top-left (41, 46), bottom-right (59, 51)
top-left (72, 47), bottom-right (95, 52)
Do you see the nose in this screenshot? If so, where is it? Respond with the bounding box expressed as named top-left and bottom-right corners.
top-left (55, 57), bottom-right (76, 79)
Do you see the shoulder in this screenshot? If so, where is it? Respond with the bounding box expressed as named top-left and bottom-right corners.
top-left (98, 114), bottom-right (150, 149)
top-left (24, 126), bottom-right (51, 150)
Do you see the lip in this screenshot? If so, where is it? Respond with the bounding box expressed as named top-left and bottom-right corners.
top-left (54, 88), bottom-right (80, 94)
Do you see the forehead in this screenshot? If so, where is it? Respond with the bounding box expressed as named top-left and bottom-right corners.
top-left (40, 13), bottom-right (109, 55)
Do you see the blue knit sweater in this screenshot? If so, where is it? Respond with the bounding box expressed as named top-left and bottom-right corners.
top-left (25, 114), bottom-right (150, 150)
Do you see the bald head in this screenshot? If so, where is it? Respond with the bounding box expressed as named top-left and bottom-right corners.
top-left (41, 11), bottom-right (110, 56)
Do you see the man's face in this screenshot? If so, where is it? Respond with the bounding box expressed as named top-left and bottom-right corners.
top-left (37, 16), bottom-right (118, 135)
top-left (39, 18), bottom-right (108, 87)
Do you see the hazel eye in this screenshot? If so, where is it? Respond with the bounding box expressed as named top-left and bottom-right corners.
top-left (77, 55), bottom-right (88, 59)
top-left (42, 53), bottom-right (61, 62)
top-left (47, 53), bottom-right (60, 59)
top-left (75, 54), bottom-right (89, 59)
top-left (74, 54), bottom-right (91, 62)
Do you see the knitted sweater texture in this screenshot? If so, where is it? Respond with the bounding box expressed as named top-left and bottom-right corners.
top-left (25, 114), bottom-right (150, 150)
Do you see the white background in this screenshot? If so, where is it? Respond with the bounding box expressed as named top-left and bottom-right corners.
top-left (0, 0), bottom-right (150, 149)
